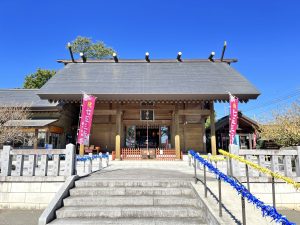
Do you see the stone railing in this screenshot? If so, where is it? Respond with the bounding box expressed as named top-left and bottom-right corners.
top-left (0, 144), bottom-right (76, 177)
top-left (231, 146), bottom-right (300, 178)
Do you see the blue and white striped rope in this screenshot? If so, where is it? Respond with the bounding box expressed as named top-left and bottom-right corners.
top-left (189, 150), bottom-right (295, 225)
top-left (76, 153), bottom-right (109, 161)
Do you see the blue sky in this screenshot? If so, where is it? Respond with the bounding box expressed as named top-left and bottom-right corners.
top-left (0, 0), bottom-right (299, 120)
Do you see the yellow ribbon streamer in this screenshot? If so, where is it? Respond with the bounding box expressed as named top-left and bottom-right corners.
top-left (219, 149), bottom-right (300, 190)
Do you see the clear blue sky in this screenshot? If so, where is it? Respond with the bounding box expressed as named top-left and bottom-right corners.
top-left (0, 0), bottom-right (299, 120)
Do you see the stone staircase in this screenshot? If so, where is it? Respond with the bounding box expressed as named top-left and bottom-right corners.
top-left (48, 179), bottom-right (206, 225)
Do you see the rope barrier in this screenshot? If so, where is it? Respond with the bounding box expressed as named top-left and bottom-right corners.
top-left (76, 154), bottom-right (109, 161)
top-left (188, 153), bottom-right (226, 162)
top-left (189, 150), bottom-right (295, 225)
top-left (218, 149), bottom-right (300, 190)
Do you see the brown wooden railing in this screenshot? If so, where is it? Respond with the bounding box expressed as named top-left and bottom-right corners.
top-left (155, 149), bottom-right (176, 160)
top-left (121, 148), bottom-right (177, 160)
top-left (121, 148), bottom-right (142, 160)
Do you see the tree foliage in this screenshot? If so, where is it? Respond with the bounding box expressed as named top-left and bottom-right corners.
top-left (68, 36), bottom-right (115, 59)
top-left (0, 105), bottom-right (32, 145)
top-left (23, 69), bottom-right (56, 89)
top-left (259, 102), bottom-right (300, 147)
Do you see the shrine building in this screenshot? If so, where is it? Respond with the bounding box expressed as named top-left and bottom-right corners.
top-left (0, 55), bottom-right (260, 160)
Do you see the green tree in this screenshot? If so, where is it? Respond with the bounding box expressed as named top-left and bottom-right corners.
top-left (205, 112), bottom-right (217, 129)
top-left (68, 36), bottom-right (115, 59)
top-left (23, 69), bottom-right (56, 89)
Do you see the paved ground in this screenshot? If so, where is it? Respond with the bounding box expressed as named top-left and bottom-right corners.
top-left (0, 209), bottom-right (43, 225)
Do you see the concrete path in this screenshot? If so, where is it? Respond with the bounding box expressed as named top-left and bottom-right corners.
top-left (0, 209), bottom-right (43, 225)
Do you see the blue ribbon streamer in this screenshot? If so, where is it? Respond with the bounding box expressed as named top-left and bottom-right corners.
top-left (189, 150), bottom-right (295, 225)
top-left (76, 153), bottom-right (108, 161)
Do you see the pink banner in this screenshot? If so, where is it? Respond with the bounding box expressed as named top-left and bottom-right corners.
top-left (229, 95), bottom-right (239, 145)
top-left (253, 132), bottom-right (257, 149)
top-left (77, 94), bottom-right (96, 145)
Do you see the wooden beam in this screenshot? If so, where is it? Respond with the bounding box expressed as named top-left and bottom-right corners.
top-left (178, 109), bottom-right (210, 116)
top-left (94, 109), bottom-right (117, 116)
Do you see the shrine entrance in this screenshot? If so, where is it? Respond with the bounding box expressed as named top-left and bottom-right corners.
top-left (136, 128), bottom-right (159, 149)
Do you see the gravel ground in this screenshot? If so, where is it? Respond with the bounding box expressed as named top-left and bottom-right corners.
top-left (0, 210), bottom-right (43, 225)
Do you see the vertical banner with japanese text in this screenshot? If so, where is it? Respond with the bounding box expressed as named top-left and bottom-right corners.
top-left (77, 94), bottom-right (96, 146)
top-left (229, 94), bottom-right (239, 145)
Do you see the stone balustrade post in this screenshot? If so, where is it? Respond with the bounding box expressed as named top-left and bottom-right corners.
top-left (106, 152), bottom-right (109, 166)
top-left (41, 154), bottom-right (49, 176)
top-left (258, 155), bottom-right (266, 177)
top-left (283, 155), bottom-right (293, 177)
top-left (229, 144), bottom-right (240, 177)
top-left (295, 146), bottom-right (300, 176)
top-left (53, 155), bottom-right (61, 176)
top-left (1, 145), bottom-right (12, 176)
top-left (271, 155), bottom-right (279, 173)
top-left (65, 144), bottom-right (76, 176)
top-left (16, 155), bottom-right (24, 176)
top-left (28, 154), bottom-right (37, 176)
top-left (88, 153), bottom-right (92, 173)
top-left (98, 153), bottom-right (102, 170)
top-left (245, 155), bottom-right (259, 177)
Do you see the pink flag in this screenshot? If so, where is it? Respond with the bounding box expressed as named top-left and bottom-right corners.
top-left (77, 94), bottom-right (96, 145)
top-left (253, 132), bottom-right (257, 149)
top-left (229, 94), bottom-right (239, 145)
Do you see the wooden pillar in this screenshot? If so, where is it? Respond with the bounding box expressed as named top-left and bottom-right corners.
top-left (34, 128), bottom-right (38, 150)
top-left (210, 101), bottom-right (217, 155)
top-left (115, 108), bottom-right (122, 160)
top-left (79, 144), bottom-right (84, 156)
top-left (201, 117), bottom-right (207, 153)
top-left (174, 107), bottom-right (181, 159)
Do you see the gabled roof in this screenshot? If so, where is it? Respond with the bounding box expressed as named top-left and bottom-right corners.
top-left (4, 119), bottom-right (57, 127)
top-left (0, 89), bottom-right (59, 109)
top-left (215, 112), bottom-right (259, 131)
top-left (38, 60), bottom-right (260, 102)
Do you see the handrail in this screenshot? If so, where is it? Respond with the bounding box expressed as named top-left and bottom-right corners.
top-left (219, 149), bottom-right (300, 190)
top-left (189, 150), bottom-right (295, 225)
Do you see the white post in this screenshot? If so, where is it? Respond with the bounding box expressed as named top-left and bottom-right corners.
top-left (40, 154), bottom-right (49, 176)
top-left (28, 154), bottom-right (37, 176)
top-left (258, 155), bottom-right (266, 177)
top-left (296, 146), bottom-right (300, 176)
top-left (283, 155), bottom-right (293, 177)
top-left (271, 155), bottom-right (279, 173)
top-left (229, 144), bottom-right (240, 177)
top-left (53, 155), bottom-right (60, 176)
top-left (16, 155), bottom-right (24, 176)
top-left (245, 155), bottom-right (258, 177)
top-left (65, 144), bottom-right (76, 176)
top-left (106, 152), bottom-right (109, 166)
top-left (98, 153), bottom-right (102, 170)
top-left (88, 153), bottom-right (92, 173)
top-left (1, 146), bottom-right (12, 176)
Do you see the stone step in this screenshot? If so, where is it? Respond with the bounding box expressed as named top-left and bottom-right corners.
top-left (75, 179), bottom-right (192, 188)
top-left (56, 206), bottom-right (202, 219)
top-left (69, 187), bottom-right (193, 196)
top-left (48, 217), bottom-right (206, 225)
top-left (63, 195), bottom-right (198, 207)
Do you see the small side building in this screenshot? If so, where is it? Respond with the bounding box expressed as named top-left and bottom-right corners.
top-left (0, 89), bottom-right (78, 149)
top-left (206, 112), bottom-right (259, 151)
